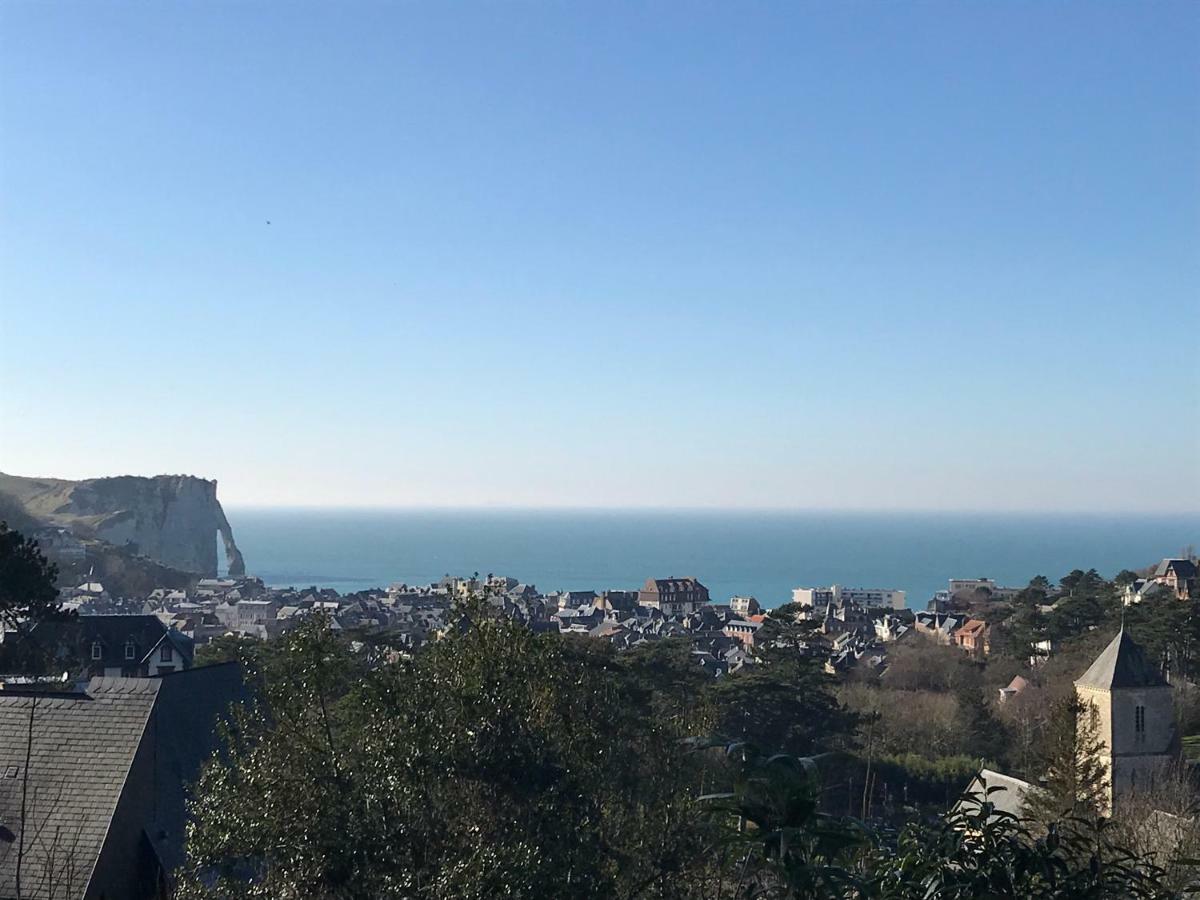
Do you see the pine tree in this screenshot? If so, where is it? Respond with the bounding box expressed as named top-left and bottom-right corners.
top-left (1024, 694), bottom-right (1110, 824)
top-left (954, 685), bottom-right (1010, 763)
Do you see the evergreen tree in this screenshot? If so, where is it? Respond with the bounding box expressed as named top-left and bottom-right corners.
top-left (953, 685), bottom-right (1010, 763)
top-left (0, 522), bottom-right (64, 632)
top-left (1024, 695), bottom-right (1110, 825)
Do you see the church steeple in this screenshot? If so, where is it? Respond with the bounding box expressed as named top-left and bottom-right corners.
top-left (1075, 628), bottom-right (1168, 692)
top-left (1074, 627), bottom-right (1177, 813)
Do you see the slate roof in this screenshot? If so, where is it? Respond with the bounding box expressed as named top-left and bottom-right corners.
top-left (0, 663), bottom-right (247, 899)
top-left (1075, 628), bottom-right (1168, 691)
top-left (0, 678), bottom-right (159, 899)
top-left (1155, 558), bottom-right (1198, 579)
top-left (33, 614), bottom-right (193, 674)
top-left (955, 769), bottom-right (1033, 821)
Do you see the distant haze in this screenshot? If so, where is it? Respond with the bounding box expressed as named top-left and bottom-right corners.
top-left (1, 2), bottom-right (1197, 512)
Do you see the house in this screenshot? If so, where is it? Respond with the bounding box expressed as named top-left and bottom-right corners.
top-left (947, 578), bottom-right (1020, 602)
top-left (953, 769), bottom-right (1033, 824)
top-left (638, 577), bottom-right (710, 617)
top-left (723, 619), bottom-right (761, 648)
top-left (34, 615), bottom-right (194, 677)
top-left (914, 612), bottom-right (962, 645)
top-left (0, 663), bottom-right (248, 900)
top-left (1150, 558), bottom-right (1198, 600)
top-left (997, 674), bottom-right (1029, 703)
top-left (31, 526), bottom-right (86, 564)
top-left (730, 596), bottom-right (761, 618)
top-left (953, 618), bottom-right (990, 657)
top-left (873, 614), bottom-right (909, 643)
top-left (1122, 578), bottom-right (1168, 606)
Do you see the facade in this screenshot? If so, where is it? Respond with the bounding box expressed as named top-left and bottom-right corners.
top-left (1150, 558), bottom-right (1198, 600)
top-left (723, 619), bottom-right (761, 648)
top-left (947, 578), bottom-right (1020, 600)
top-left (953, 618), bottom-right (990, 657)
top-left (730, 596), bottom-right (761, 618)
top-left (792, 584), bottom-right (906, 611)
top-left (1074, 629), bottom-right (1177, 813)
top-left (638, 577), bottom-right (710, 617)
top-left (34, 615), bottom-right (194, 678)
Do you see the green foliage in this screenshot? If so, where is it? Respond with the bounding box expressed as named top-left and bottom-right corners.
top-left (711, 654), bottom-right (855, 757)
top-left (193, 633), bottom-right (265, 668)
top-left (702, 749), bottom-right (1176, 899)
top-left (0, 522), bottom-right (73, 671)
top-left (953, 684), bottom-right (1010, 763)
top-left (0, 522), bottom-right (65, 629)
top-left (1182, 734), bottom-right (1200, 763)
top-left (861, 794), bottom-right (1172, 899)
top-left (180, 604), bottom-right (719, 899)
top-left (1024, 695), bottom-right (1110, 826)
top-left (181, 587), bottom-right (1189, 899)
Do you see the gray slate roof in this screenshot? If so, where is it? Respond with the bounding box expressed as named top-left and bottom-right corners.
top-left (0, 663), bottom-right (247, 899)
top-left (1075, 628), bottom-right (1167, 691)
top-left (955, 768), bottom-right (1033, 821)
top-left (0, 678), bottom-right (158, 899)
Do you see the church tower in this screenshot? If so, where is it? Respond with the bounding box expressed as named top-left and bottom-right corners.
top-left (1074, 628), bottom-right (1177, 813)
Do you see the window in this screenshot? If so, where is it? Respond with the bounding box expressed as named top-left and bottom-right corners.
top-left (160, 645), bottom-right (173, 662)
top-left (1135, 705), bottom-right (1146, 741)
top-left (91, 641), bottom-right (102, 660)
top-left (124, 641), bottom-right (136, 660)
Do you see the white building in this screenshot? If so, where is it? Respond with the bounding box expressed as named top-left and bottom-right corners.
top-left (792, 584), bottom-right (906, 611)
top-left (948, 578), bottom-right (1020, 600)
top-left (730, 596), bottom-right (761, 617)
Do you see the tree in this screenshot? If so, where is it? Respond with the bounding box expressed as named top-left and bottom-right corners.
top-left (1114, 570), bottom-right (1141, 588)
top-left (953, 685), bottom-right (1010, 764)
top-left (180, 603), bottom-right (718, 899)
top-left (1024, 695), bottom-right (1110, 825)
top-left (0, 522), bottom-right (73, 671)
top-left (1107, 759), bottom-right (1200, 894)
top-left (0, 522), bottom-right (66, 632)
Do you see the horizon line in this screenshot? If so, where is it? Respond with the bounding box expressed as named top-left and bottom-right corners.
top-left (221, 503), bottom-right (1200, 518)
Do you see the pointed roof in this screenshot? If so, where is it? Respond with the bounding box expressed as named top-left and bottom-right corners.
top-left (1075, 629), bottom-right (1167, 690)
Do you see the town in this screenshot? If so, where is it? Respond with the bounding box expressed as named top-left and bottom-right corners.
top-left (25, 555), bottom-right (1194, 683)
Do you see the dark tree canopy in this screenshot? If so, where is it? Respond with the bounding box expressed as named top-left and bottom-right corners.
top-left (0, 522), bottom-right (67, 631)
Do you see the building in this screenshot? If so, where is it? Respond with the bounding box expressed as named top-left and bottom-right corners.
top-left (953, 618), bottom-right (991, 657)
top-left (913, 612), bottom-right (962, 645)
top-left (31, 526), bottom-right (87, 564)
top-left (1122, 578), bottom-right (1168, 606)
top-left (34, 615), bottom-right (194, 678)
top-left (792, 584), bottom-right (906, 611)
top-left (947, 578), bottom-right (1020, 601)
top-left (873, 614), bottom-right (909, 643)
top-left (997, 674), bottom-right (1029, 704)
top-left (1150, 558), bottom-right (1198, 600)
top-left (1074, 628), bottom-right (1177, 813)
top-left (730, 596), bottom-right (761, 618)
top-left (723, 619), bottom-right (761, 648)
top-left (638, 577), bottom-right (710, 617)
top-left (0, 663), bottom-right (248, 900)
top-left (954, 769), bottom-right (1033, 824)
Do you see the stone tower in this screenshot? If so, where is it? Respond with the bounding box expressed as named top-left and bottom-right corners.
top-left (1074, 628), bottom-right (1177, 812)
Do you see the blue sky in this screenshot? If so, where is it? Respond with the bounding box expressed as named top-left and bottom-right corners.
top-left (1, 1), bottom-right (1197, 511)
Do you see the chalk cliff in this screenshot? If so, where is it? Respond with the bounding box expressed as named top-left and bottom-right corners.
top-left (0, 472), bottom-right (246, 577)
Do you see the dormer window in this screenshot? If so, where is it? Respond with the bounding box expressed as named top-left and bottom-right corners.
top-left (161, 645), bottom-right (173, 662)
top-left (91, 641), bottom-right (102, 660)
top-left (125, 641), bottom-right (136, 660)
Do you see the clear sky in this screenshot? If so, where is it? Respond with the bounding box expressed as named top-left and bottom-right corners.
top-left (1, 1), bottom-right (1197, 511)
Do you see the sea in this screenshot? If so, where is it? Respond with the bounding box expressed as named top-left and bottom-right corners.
top-left (220, 509), bottom-right (1200, 610)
